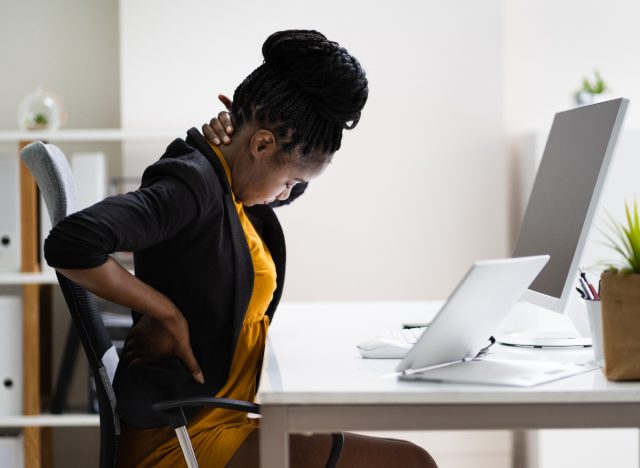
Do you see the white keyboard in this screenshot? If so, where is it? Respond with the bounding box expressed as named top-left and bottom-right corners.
top-left (380, 327), bottom-right (427, 345)
top-left (357, 327), bottom-right (428, 358)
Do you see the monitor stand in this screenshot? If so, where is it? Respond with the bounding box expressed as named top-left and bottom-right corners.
top-left (498, 331), bottom-right (591, 348)
top-left (496, 300), bottom-right (592, 348)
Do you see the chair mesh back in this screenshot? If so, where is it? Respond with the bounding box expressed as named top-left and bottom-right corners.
top-left (20, 142), bottom-right (76, 225)
top-left (21, 142), bottom-right (120, 467)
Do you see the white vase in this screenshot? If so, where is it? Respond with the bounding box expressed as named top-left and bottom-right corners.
top-left (575, 91), bottom-right (613, 107)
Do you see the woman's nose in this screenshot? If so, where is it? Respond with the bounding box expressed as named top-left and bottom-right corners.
top-left (276, 187), bottom-right (293, 201)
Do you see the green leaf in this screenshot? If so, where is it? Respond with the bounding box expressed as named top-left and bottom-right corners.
top-left (34, 113), bottom-right (48, 125)
top-left (598, 202), bottom-right (640, 274)
top-left (593, 70), bottom-right (607, 94)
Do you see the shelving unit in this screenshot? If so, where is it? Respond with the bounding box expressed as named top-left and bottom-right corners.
top-left (0, 273), bottom-right (57, 285)
top-left (0, 414), bottom-right (98, 428)
top-left (0, 129), bottom-right (174, 467)
top-left (0, 129), bottom-right (176, 143)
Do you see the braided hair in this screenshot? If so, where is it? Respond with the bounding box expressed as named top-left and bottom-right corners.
top-left (231, 30), bottom-right (368, 166)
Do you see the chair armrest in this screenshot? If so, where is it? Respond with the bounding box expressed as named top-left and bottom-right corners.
top-left (153, 396), bottom-right (260, 414)
top-left (154, 397), bottom-right (344, 468)
top-left (152, 397), bottom-right (260, 429)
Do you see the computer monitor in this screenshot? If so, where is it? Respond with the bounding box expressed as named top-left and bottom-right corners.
top-left (502, 98), bottom-right (628, 347)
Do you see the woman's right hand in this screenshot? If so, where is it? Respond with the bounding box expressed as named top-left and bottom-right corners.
top-left (57, 222), bottom-right (206, 384)
top-left (122, 308), bottom-right (205, 384)
top-left (203, 94), bottom-right (234, 146)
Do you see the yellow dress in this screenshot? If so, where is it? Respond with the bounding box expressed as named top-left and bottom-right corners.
top-left (117, 145), bottom-right (277, 467)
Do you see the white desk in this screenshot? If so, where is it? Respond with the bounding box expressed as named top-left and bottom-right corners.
top-left (257, 302), bottom-right (640, 468)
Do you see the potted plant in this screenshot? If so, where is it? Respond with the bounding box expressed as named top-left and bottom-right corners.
top-left (599, 200), bottom-right (640, 380)
top-left (574, 70), bottom-right (611, 106)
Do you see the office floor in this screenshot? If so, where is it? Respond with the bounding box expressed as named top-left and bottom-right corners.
top-left (51, 429), bottom-right (510, 468)
top-left (358, 431), bottom-right (512, 468)
top-left (359, 430), bottom-right (639, 468)
top-left (49, 428), bottom-right (640, 467)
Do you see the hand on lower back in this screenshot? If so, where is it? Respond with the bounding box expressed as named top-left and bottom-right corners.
top-left (122, 310), bottom-right (204, 384)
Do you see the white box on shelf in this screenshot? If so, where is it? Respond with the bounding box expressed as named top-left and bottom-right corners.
top-left (0, 294), bottom-right (22, 415)
top-left (0, 155), bottom-right (21, 273)
top-left (70, 152), bottom-right (107, 210)
top-left (39, 194), bottom-right (53, 275)
top-left (0, 433), bottom-right (23, 468)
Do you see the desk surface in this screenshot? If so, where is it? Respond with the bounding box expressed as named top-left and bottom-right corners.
top-left (259, 301), bottom-right (640, 405)
top-left (257, 301), bottom-right (640, 468)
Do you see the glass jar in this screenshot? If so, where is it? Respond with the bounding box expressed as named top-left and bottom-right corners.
top-left (17, 85), bottom-right (63, 131)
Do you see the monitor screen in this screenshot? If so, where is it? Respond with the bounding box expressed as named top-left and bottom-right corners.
top-left (511, 98), bottom-right (628, 312)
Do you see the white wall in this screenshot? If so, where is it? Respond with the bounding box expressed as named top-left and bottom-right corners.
top-left (504, 4), bottom-right (640, 467)
top-left (503, 0), bottom-right (640, 243)
top-left (503, 0), bottom-right (640, 135)
top-left (0, 0), bottom-right (122, 192)
top-left (0, 0), bottom-right (120, 130)
top-left (119, 0), bottom-right (508, 301)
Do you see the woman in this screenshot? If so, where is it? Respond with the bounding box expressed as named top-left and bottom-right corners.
top-left (44, 30), bottom-right (436, 467)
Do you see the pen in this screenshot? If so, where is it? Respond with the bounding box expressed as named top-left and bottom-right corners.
top-left (579, 269), bottom-right (600, 300)
top-left (575, 286), bottom-right (586, 299)
top-left (579, 276), bottom-right (594, 300)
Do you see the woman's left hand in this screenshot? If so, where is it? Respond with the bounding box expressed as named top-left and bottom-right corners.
top-left (203, 94), bottom-right (234, 145)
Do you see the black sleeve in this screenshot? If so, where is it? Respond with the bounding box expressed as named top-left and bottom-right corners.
top-left (44, 157), bottom-right (217, 269)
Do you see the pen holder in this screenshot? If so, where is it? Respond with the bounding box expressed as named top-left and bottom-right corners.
top-left (584, 300), bottom-right (604, 366)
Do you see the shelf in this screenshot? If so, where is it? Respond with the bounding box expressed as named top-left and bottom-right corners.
top-left (0, 270), bottom-right (134, 285)
top-left (0, 129), bottom-right (178, 143)
top-left (0, 272), bottom-right (58, 285)
top-left (0, 414), bottom-right (99, 428)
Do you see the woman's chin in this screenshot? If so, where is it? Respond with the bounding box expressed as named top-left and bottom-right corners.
top-left (240, 198), bottom-right (258, 207)
top-left (239, 195), bottom-right (275, 207)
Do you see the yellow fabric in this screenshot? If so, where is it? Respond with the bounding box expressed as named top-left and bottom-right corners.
top-left (117, 144), bottom-right (277, 467)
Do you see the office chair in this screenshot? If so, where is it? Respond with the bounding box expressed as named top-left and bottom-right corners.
top-left (20, 141), bottom-right (344, 468)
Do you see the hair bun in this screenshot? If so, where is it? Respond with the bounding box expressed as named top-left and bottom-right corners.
top-left (262, 30), bottom-right (368, 128)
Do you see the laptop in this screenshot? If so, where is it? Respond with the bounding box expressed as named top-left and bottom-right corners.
top-left (362, 256), bottom-right (599, 387)
top-left (358, 256), bottom-right (549, 359)
top-left (398, 255), bottom-right (601, 386)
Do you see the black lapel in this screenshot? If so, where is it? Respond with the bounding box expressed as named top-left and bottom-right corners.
top-left (185, 128), bottom-right (253, 352)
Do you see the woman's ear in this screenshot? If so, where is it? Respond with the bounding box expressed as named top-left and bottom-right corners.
top-left (250, 130), bottom-right (276, 159)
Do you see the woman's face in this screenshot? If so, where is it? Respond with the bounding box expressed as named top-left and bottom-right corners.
top-left (233, 148), bottom-right (329, 207)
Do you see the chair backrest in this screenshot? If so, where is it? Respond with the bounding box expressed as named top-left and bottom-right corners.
top-left (20, 142), bottom-right (120, 468)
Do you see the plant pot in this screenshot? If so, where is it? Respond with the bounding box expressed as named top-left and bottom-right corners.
top-left (600, 271), bottom-right (640, 380)
top-left (575, 92), bottom-right (613, 107)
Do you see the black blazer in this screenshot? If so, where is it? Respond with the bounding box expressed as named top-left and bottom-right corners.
top-left (44, 128), bottom-right (303, 427)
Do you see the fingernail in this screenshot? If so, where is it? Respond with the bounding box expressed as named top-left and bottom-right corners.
top-left (195, 372), bottom-right (205, 384)
top-left (213, 138), bottom-right (220, 145)
top-left (223, 137), bottom-right (230, 143)
top-left (226, 126), bottom-right (233, 133)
